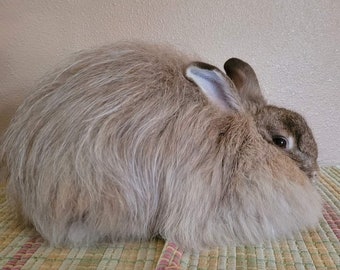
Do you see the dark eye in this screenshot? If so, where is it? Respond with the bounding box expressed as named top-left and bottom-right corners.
top-left (272, 136), bottom-right (288, 149)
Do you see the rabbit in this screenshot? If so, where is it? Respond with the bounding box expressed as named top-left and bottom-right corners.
top-left (0, 41), bottom-right (322, 250)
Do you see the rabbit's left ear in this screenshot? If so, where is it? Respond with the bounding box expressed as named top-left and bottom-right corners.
top-left (185, 62), bottom-right (243, 113)
top-left (224, 58), bottom-right (266, 110)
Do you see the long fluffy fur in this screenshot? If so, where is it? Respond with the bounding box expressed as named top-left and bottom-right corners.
top-left (0, 42), bottom-right (322, 250)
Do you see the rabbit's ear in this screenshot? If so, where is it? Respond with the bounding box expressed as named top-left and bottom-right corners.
top-left (224, 58), bottom-right (266, 110)
top-left (185, 62), bottom-right (243, 113)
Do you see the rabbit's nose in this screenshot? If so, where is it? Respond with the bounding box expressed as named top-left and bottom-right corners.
top-left (309, 170), bottom-right (319, 185)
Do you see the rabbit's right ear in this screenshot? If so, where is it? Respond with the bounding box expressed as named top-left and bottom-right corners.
top-left (224, 58), bottom-right (266, 111)
top-left (185, 62), bottom-right (243, 113)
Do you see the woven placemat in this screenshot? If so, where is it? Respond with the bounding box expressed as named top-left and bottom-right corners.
top-left (0, 167), bottom-right (339, 269)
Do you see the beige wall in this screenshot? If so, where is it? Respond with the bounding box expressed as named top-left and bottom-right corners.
top-left (0, 0), bottom-right (339, 165)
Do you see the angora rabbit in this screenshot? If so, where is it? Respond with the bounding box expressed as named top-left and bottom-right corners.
top-left (0, 42), bottom-right (322, 250)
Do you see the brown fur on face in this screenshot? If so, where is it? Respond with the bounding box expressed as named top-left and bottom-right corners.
top-left (254, 106), bottom-right (319, 180)
top-left (224, 58), bottom-right (319, 183)
top-left (0, 42), bottom-right (322, 250)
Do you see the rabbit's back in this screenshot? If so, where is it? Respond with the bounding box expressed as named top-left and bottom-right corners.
top-left (1, 42), bottom-right (214, 244)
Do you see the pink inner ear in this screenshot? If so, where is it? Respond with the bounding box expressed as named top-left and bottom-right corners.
top-left (185, 64), bottom-right (243, 113)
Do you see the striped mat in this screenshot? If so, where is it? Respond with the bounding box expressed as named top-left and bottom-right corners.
top-left (0, 167), bottom-right (339, 269)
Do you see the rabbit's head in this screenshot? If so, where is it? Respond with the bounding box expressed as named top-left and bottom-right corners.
top-left (224, 58), bottom-right (319, 183)
top-left (186, 58), bottom-right (318, 184)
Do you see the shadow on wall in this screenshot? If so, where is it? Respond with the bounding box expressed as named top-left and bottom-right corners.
top-left (0, 104), bottom-right (17, 137)
top-left (0, 52), bottom-right (21, 136)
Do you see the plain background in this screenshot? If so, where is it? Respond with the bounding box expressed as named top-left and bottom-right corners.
top-left (0, 0), bottom-right (339, 165)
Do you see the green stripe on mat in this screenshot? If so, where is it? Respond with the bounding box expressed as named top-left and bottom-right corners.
top-left (0, 166), bottom-right (339, 269)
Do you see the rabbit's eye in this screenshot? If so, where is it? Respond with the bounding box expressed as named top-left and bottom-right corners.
top-left (272, 136), bottom-right (288, 149)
